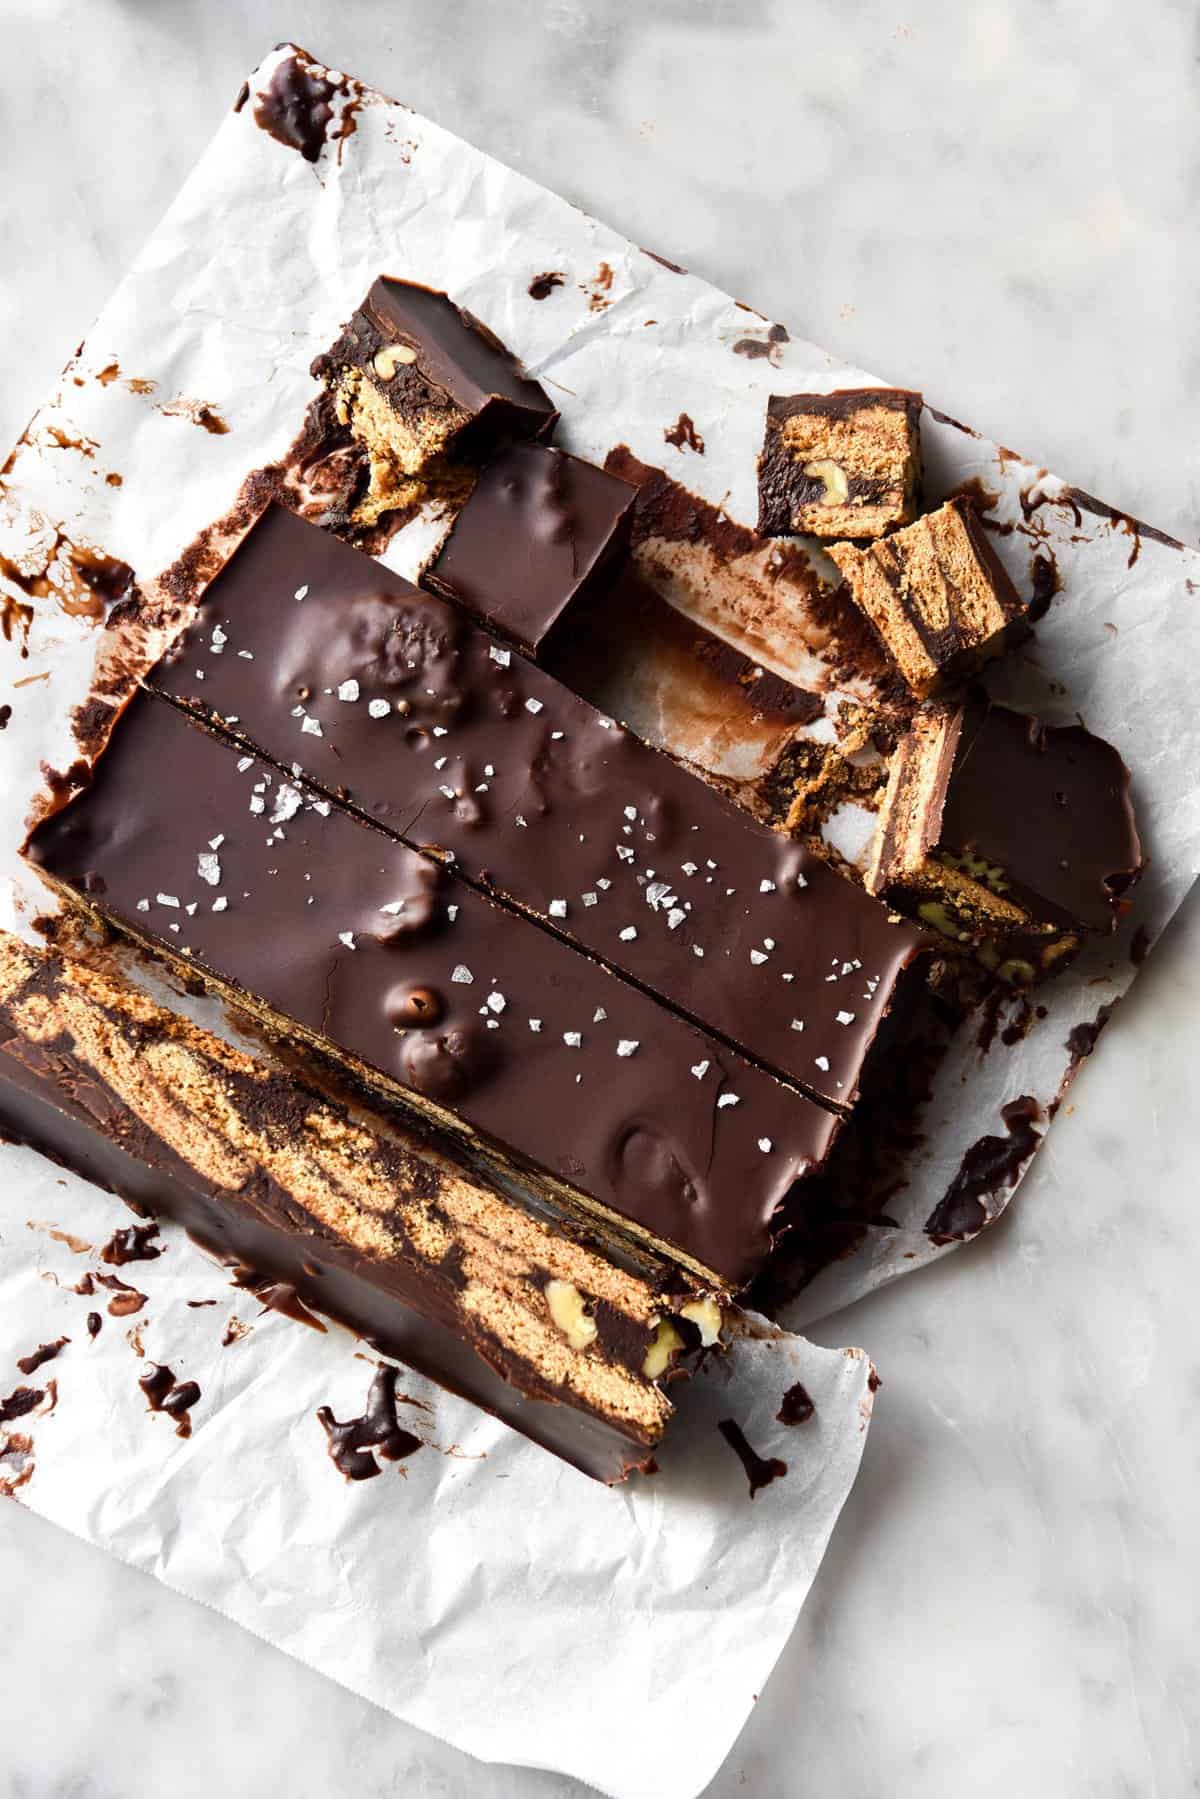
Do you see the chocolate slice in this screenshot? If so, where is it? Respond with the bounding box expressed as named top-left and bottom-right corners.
top-left (310, 278), bottom-right (557, 526)
top-left (423, 443), bottom-right (637, 654)
top-left (757, 389), bottom-right (923, 541)
top-left (827, 498), bottom-right (1024, 697)
top-left (148, 503), bottom-right (924, 1112)
top-left (869, 689), bottom-right (1143, 981)
top-left (0, 933), bottom-right (717, 1482)
top-left (25, 691), bottom-right (841, 1290)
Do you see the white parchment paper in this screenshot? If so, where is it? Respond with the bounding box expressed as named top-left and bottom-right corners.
top-left (1, 40), bottom-right (1197, 1796)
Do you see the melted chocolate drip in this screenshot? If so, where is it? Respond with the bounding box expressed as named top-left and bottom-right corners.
top-left (253, 51), bottom-right (340, 162)
top-left (139, 1363), bottom-right (201, 1438)
top-left (317, 1363), bottom-right (424, 1480)
top-left (16, 1336), bottom-right (68, 1375)
top-left (95, 1272), bottom-right (147, 1317)
top-left (0, 1386), bottom-right (43, 1424)
top-left (776, 1381), bottom-right (815, 1426)
top-left (717, 1418), bottom-right (788, 1497)
top-left (100, 1221), bottom-right (162, 1266)
top-left (925, 1095), bottom-right (1043, 1241)
top-left (663, 413), bottom-right (704, 454)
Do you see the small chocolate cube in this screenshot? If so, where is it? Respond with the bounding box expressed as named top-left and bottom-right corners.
top-left (757, 388), bottom-right (922, 541)
top-left (826, 497), bottom-right (1023, 697)
top-left (311, 278), bottom-right (558, 525)
top-left (423, 444), bottom-right (636, 653)
top-left (869, 689), bottom-right (1142, 982)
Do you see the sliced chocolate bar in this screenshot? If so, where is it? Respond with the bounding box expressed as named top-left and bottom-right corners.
top-left (0, 933), bottom-right (719, 1482)
top-left (868, 689), bottom-right (1143, 982)
top-left (423, 443), bottom-right (636, 654)
top-left (311, 278), bottom-right (558, 525)
top-left (827, 498), bottom-right (1024, 697)
top-left (25, 691), bottom-right (842, 1291)
top-left (757, 389), bottom-right (922, 540)
top-left (148, 503), bottom-right (924, 1113)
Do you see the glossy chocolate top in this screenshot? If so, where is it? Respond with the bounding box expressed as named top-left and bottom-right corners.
top-left (150, 504), bottom-right (924, 1109)
top-left (27, 691), bottom-right (840, 1287)
top-left (424, 443), bottom-right (636, 652)
top-left (941, 691), bottom-right (1142, 932)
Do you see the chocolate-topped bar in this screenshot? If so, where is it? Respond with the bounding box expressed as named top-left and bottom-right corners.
top-left (149, 504), bottom-right (925, 1112)
top-left (0, 933), bottom-right (720, 1482)
top-left (869, 689), bottom-right (1143, 982)
top-left (26, 691), bottom-right (842, 1290)
top-left (757, 389), bottom-right (923, 540)
top-left (310, 278), bottom-right (558, 525)
top-left (423, 443), bottom-right (637, 654)
top-left (827, 498), bottom-right (1024, 697)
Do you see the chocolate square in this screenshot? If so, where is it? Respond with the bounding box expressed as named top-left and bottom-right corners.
top-left (423, 444), bottom-right (636, 653)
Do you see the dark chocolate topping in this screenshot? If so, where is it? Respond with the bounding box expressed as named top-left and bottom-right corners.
top-left (766, 388), bottom-right (922, 425)
top-left (424, 443), bottom-right (636, 651)
top-left (941, 691), bottom-right (1142, 932)
top-left (27, 690), bottom-right (838, 1286)
top-left (150, 504), bottom-right (922, 1113)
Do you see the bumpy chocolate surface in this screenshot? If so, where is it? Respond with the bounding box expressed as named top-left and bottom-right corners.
top-left (0, 938), bottom-right (684, 1482)
top-left (312, 277), bottom-right (557, 456)
top-left (881, 690), bottom-right (1142, 933)
top-left (424, 443), bottom-right (636, 652)
top-left (27, 691), bottom-right (840, 1287)
top-left (149, 504), bottom-right (923, 1111)
top-left (757, 389), bottom-right (922, 541)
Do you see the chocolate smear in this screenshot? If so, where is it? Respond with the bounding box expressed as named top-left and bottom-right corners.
top-left (96, 1272), bottom-right (147, 1317)
top-left (100, 1221), bottom-right (162, 1266)
top-left (925, 1095), bottom-right (1043, 1241)
top-left (718, 1418), bottom-right (787, 1497)
top-left (139, 1363), bottom-right (201, 1438)
top-left (664, 412), bottom-right (704, 454)
top-left (317, 1363), bottom-right (424, 1481)
top-left (16, 1336), bottom-right (68, 1376)
top-left (528, 271), bottom-right (564, 301)
top-left (0, 1387), bottom-right (43, 1425)
top-left (776, 1382), bottom-right (815, 1426)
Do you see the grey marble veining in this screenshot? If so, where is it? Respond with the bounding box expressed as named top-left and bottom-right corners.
top-left (2, 2), bottom-right (1198, 1795)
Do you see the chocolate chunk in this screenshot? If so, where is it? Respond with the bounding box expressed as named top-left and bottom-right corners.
top-left (869, 688), bottom-right (1142, 981)
top-left (758, 389), bottom-right (922, 540)
top-left (423, 444), bottom-right (636, 654)
top-left (827, 498), bottom-right (1024, 697)
top-left (310, 278), bottom-right (557, 526)
top-left (0, 930), bottom-right (715, 1483)
top-left (149, 504), bottom-right (924, 1113)
top-left (25, 692), bottom-right (840, 1289)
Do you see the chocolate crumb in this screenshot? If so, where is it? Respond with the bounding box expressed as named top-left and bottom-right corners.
top-left (528, 271), bottom-right (564, 301)
top-left (86, 1312), bottom-right (102, 1339)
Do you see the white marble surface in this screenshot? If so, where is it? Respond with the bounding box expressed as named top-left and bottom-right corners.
top-left (2, 3), bottom-right (1198, 1795)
